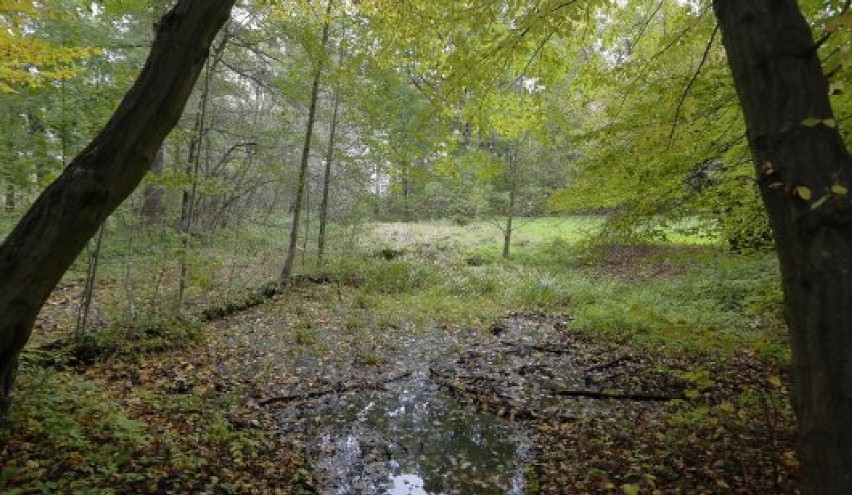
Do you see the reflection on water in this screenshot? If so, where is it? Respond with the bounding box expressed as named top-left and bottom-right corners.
top-left (298, 369), bottom-right (529, 495)
top-left (387, 473), bottom-right (428, 495)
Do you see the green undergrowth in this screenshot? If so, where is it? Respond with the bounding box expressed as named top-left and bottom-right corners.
top-left (566, 250), bottom-right (788, 362)
top-left (0, 365), bottom-right (150, 493)
top-left (4, 356), bottom-right (308, 493)
top-left (308, 228), bottom-right (787, 363)
top-left (39, 313), bottom-right (206, 366)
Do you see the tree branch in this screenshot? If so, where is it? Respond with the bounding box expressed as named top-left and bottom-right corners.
top-left (668, 24), bottom-right (719, 144)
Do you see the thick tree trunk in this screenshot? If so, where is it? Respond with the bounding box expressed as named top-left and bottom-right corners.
top-left (282, 0), bottom-right (333, 280)
top-left (714, 2), bottom-right (852, 493)
top-left (317, 91), bottom-right (340, 266)
top-left (0, 0), bottom-right (235, 420)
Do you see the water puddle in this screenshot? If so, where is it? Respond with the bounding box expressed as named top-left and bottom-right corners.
top-left (280, 368), bottom-right (531, 495)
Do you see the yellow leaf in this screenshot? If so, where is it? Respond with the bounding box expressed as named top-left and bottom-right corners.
top-left (769, 375), bottom-right (782, 387)
top-left (801, 117), bottom-right (822, 127)
top-left (832, 184), bottom-right (848, 195)
top-left (796, 186), bottom-right (812, 200)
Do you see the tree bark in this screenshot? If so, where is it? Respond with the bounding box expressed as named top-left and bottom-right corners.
top-left (281, 0), bottom-right (333, 280)
top-left (714, 2), bottom-right (852, 492)
top-left (0, 0), bottom-right (235, 420)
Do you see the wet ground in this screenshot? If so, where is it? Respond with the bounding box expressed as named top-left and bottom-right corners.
top-left (31, 280), bottom-right (800, 494)
top-left (206, 289), bottom-right (706, 495)
top-left (211, 298), bottom-right (538, 494)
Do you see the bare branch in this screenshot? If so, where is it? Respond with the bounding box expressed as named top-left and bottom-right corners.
top-left (668, 24), bottom-right (719, 145)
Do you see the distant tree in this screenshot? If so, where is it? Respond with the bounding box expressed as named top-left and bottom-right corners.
top-left (0, 0), bottom-right (235, 420)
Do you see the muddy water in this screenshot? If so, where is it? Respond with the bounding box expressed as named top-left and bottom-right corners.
top-left (275, 332), bottom-right (533, 495)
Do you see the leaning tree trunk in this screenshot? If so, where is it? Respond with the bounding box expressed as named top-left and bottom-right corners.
top-left (0, 0), bottom-right (235, 420)
top-left (714, 2), bottom-right (852, 493)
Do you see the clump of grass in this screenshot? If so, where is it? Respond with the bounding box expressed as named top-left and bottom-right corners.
top-left (512, 272), bottom-right (572, 310)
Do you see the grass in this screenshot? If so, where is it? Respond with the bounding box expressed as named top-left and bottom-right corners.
top-left (4, 209), bottom-right (787, 360)
top-left (307, 216), bottom-right (787, 362)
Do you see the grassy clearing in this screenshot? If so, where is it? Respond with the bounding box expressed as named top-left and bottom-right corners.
top-left (10, 211), bottom-right (788, 374)
top-left (310, 216), bottom-right (786, 362)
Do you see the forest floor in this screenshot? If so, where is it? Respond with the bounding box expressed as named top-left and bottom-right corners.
top-left (1, 218), bottom-right (800, 494)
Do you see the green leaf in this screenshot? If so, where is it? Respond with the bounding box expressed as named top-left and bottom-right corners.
top-left (796, 186), bottom-right (812, 200)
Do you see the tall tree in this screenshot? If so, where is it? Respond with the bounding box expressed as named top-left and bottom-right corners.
top-left (0, 0), bottom-right (235, 420)
top-left (317, 90), bottom-right (340, 265)
top-left (713, 1), bottom-right (852, 492)
top-left (281, 0), bottom-right (333, 280)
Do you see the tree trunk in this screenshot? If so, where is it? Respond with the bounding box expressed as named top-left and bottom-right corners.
top-left (302, 177), bottom-right (310, 266)
top-left (503, 178), bottom-right (516, 259)
top-left (0, 0), bottom-right (235, 420)
top-left (282, 0), bottom-right (333, 280)
top-left (5, 103), bottom-right (14, 213)
top-left (178, 34), bottom-right (229, 308)
top-left (714, 2), bottom-right (852, 492)
top-left (317, 90), bottom-right (340, 266)
top-left (3, 182), bottom-right (12, 213)
top-left (140, 145), bottom-right (165, 224)
top-left (75, 222), bottom-right (106, 340)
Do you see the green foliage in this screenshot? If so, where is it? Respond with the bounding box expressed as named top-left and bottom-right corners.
top-left (0, 366), bottom-right (149, 493)
top-left (76, 312), bottom-right (204, 360)
top-left (566, 248), bottom-right (788, 360)
top-left (716, 197), bottom-right (774, 253)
